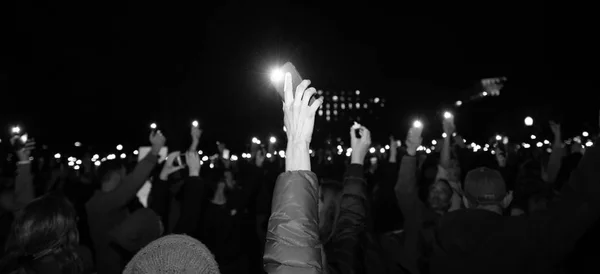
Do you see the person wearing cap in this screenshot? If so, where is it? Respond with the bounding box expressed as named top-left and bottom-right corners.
top-left (429, 145), bottom-right (600, 274)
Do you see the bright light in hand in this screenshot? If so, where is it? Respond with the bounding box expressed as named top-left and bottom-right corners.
top-left (586, 141), bottom-right (593, 147)
top-left (530, 135), bottom-right (536, 140)
top-left (231, 155), bottom-right (238, 161)
top-left (270, 68), bottom-right (284, 82)
top-left (11, 126), bottom-right (21, 134)
top-left (120, 153), bottom-right (126, 159)
top-left (432, 140), bottom-right (437, 145)
top-left (524, 116), bottom-right (533, 126)
top-left (76, 160), bottom-right (82, 165)
top-left (379, 148), bottom-right (386, 153)
top-left (54, 153), bottom-right (61, 159)
top-left (443, 111), bottom-right (453, 119)
top-left (369, 147), bottom-right (376, 153)
top-left (133, 150), bottom-right (139, 155)
top-left (442, 133), bottom-right (448, 138)
top-left (495, 135), bottom-right (502, 141)
top-left (536, 142), bottom-right (543, 147)
top-left (413, 120), bottom-right (423, 128)
top-left (74, 142), bottom-right (82, 147)
top-left (116, 144), bottom-right (123, 151)
top-left (202, 156), bottom-right (209, 161)
top-left (192, 120), bottom-right (199, 127)
top-left (94, 161), bottom-right (101, 166)
top-left (74, 165), bottom-right (80, 170)
top-left (150, 123), bottom-right (157, 129)
top-left (270, 136), bottom-right (277, 144)
top-left (582, 131), bottom-right (589, 137)
top-left (455, 101), bottom-right (462, 107)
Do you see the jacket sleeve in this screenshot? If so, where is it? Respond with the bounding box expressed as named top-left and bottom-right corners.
top-left (90, 154), bottom-right (158, 211)
top-left (14, 163), bottom-right (35, 210)
top-left (264, 171), bottom-right (323, 274)
top-left (529, 145), bottom-right (600, 270)
top-left (327, 164), bottom-right (367, 274)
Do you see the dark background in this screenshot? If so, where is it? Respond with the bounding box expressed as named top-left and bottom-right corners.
top-left (0, 1), bottom-right (592, 154)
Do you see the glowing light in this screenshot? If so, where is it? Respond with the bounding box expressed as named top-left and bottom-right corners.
top-left (426, 148), bottom-right (431, 154)
top-left (586, 141), bottom-right (593, 147)
top-left (522, 143), bottom-right (531, 149)
top-left (192, 120), bottom-right (199, 127)
top-left (337, 145), bottom-right (342, 151)
top-left (283, 126), bottom-right (287, 132)
top-left (76, 160), bottom-right (82, 165)
top-left (443, 111), bottom-right (453, 119)
top-left (482, 91), bottom-right (488, 96)
top-left (95, 161), bottom-right (101, 166)
top-left (198, 150), bottom-right (203, 155)
top-left (107, 154), bottom-right (116, 160)
top-left (369, 147), bottom-right (376, 153)
top-left (355, 90), bottom-right (360, 95)
top-left (266, 153), bottom-right (272, 158)
top-left (442, 133), bottom-right (448, 138)
top-left (379, 148), bottom-right (386, 153)
top-left (116, 144), bottom-right (123, 151)
top-left (133, 150), bottom-right (139, 155)
top-left (209, 163), bottom-right (214, 169)
top-left (74, 142), bottom-right (82, 147)
top-left (11, 126), bottom-right (21, 134)
top-left (455, 101), bottom-right (463, 107)
top-left (74, 165), bottom-right (80, 170)
top-left (278, 150), bottom-right (285, 158)
top-left (546, 148), bottom-right (552, 153)
top-left (120, 153), bottom-right (126, 159)
top-left (432, 140), bottom-right (437, 145)
top-left (150, 123), bottom-right (157, 129)
top-left (524, 116), bottom-right (533, 126)
top-left (252, 137), bottom-right (261, 145)
top-left (582, 131), bottom-right (589, 137)
top-left (374, 97), bottom-right (380, 103)
top-left (93, 154), bottom-right (99, 160)
top-left (413, 120), bottom-right (423, 128)
top-left (536, 142), bottom-right (543, 148)
top-left (530, 135), bottom-right (536, 140)
top-left (385, 145), bottom-right (390, 150)
top-left (270, 68), bottom-right (284, 82)
top-left (270, 136), bottom-right (277, 144)
top-left (543, 140), bottom-right (550, 145)
top-left (54, 153), bottom-right (61, 159)
top-left (68, 161), bottom-right (74, 167)
top-left (332, 95), bottom-right (338, 101)
top-left (231, 155), bottom-right (238, 161)
top-left (202, 156), bottom-right (209, 161)
top-left (495, 135), bottom-right (502, 141)
top-left (503, 136), bottom-right (509, 145)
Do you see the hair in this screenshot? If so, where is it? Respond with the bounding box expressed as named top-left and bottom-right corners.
top-left (0, 194), bottom-right (82, 274)
top-left (319, 179), bottom-right (343, 244)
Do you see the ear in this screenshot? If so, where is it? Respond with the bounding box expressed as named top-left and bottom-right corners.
top-left (462, 196), bottom-right (470, 208)
top-left (502, 191), bottom-right (514, 208)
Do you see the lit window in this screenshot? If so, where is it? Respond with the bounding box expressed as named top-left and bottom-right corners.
top-left (332, 95), bottom-right (338, 101)
top-left (318, 110), bottom-right (323, 116)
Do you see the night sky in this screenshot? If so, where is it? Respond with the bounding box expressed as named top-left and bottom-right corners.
top-left (0, 2), bottom-right (588, 153)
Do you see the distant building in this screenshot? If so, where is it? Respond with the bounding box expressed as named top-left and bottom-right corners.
top-left (316, 89), bottom-right (385, 125)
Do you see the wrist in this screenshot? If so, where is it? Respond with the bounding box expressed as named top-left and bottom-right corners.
top-left (189, 170), bottom-right (200, 177)
top-left (406, 147), bottom-right (417, 156)
top-left (151, 145), bottom-right (162, 155)
top-left (159, 173), bottom-right (169, 181)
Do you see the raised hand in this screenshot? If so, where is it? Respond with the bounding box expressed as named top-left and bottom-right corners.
top-left (185, 151), bottom-right (201, 177)
top-left (16, 139), bottom-right (36, 163)
top-left (350, 124), bottom-right (371, 165)
top-left (406, 127), bottom-right (423, 156)
top-left (282, 72), bottom-right (323, 171)
top-left (160, 152), bottom-right (184, 180)
top-left (150, 130), bottom-right (166, 155)
top-left (443, 117), bottom-right (456, 136)
top-left (549, 121), bottom-right (561, 138)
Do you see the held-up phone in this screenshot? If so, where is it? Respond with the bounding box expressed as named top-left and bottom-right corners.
top-left (222, 149), bottom-right (230, 160)
top-left (174, 154), bottom-right (187, 167)
top-left (272, 62), bottom-right (318, 106)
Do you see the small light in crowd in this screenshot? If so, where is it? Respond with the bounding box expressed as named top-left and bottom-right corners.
top-left (369, 147), bottom-right (376, 153)
top-left (266, 153), bottom-right (272, 158)
top-left (455, 101), bottom-right (463, 107)
top-left (380, 148), bottom-right (386, 154)
top-left (530, 135), bottom-right (536, 140)
top-left (54, 153), bottom-right (61, 159)
top-left (417, 146), bottom-right (425, 151)
top-left (74, 165), bottom-right (80, 170)
top-left (209, 163), bottom-right (215, 169)
top-left (192, 120), bottom-right (199, 128)
top-left (279, 150), bottom-right (285, 158)
top-left (470, 142), bottom-right (476, 148)
top-left (93, 154), bottom-right (99, 159)
top-left (252, 137), bottom-right (261, 145)
top-left (270, 68), bottom-right (284, 82)
top-left (270, 136), bottom-right (277, 144)
top-left (95, 161), bottom-right (101, 167)
top-left (116, 144), bottom-right (123, 151)
top-left (484, 144), bottom-right (490, 148)
top-left (346, 150), bottom-right (352, 157)
top-left (120, 153), bottom-right (126, 159)
top-left (543, 140), bottom-right (550, 145)
top-left (202, 156), bottom-right (209, 161)
top-left (231, 155), bottom-right (238, 161)
top-left (432, 140), bottom-right (437, 145)
top-left (491, 150), bottom-right (496, 155)
top-left (74, 142), bottom-right (82, 147)
top-left (150, 123), bottom-right (157, 129)
top-left (495, 135), bottom-right (502, 141)
top-left (524, 116), bottom-right (534, 126)
top-left (309, 149), bottom-right (314, 154)
top-left (483, 147), bottom-right (489, 152)
top-left (586, 141), bottom-right (594, 147)
top-left (356, 90), bottom-right (360, 95)
top-left (452, 132), bottom-right (457, 137)
top-left (332, 95), bottom-right (338, 101)
top-left (426, 148), bottom-right (431, 154)
top-left (101, 157), bottom-right (107, 162)
top-left (197, 150), bottom-right (203, 155)
top-left (11, 126), bottom-right (21, 134)
top-left (347, 148), bottom-right (352, 153)
top-left (522, 143), bottom-right (531, 149)
top-left (582, 131), bottom-right (589, 137)
top-left (413, 120), bottom-right (423, 128)
top-left (482, 91), bottom-right (488, 96)
top-left (385, 145), bottom-right (390, 150)
top-left (107, 154), bottom-right (116, 160)
top-left (502, 136), bottom-right (509, 145)
top-left (283, 126), bottom-right (287, 132)
top-left (536, 142), bottom-right (543, 148)
top-left (374, 97), bottom-right (380, 103)
top-left (337, 145), bottom-right (342, 151)
top-left (443, 111), bottom-right (453, 119)
top-left (396, 140), bottom-right (402, 147)
top-left (133, 150), bottom-right (139, 155)
top-left (76, 160), bottom-right (82, 165)
top-left (442, 133), bottom-right (448, 138)
top-left (337, 150), bottom-right (342, 155)
top-left (546, 148), bottom-right (553, 153)
top-left (327, 156), bottom-right (332, 161)
top-left (574, 136), bottom-right (581, 143)
top-left (68, 161), bottom-right (74, 167)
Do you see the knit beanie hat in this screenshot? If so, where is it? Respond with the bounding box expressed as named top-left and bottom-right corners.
top-left (123, 234), bottom-right (220, 274)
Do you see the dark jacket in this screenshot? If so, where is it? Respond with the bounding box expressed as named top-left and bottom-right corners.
top-left (85, 154), bottom-right (157, 274)
top-left (429, 146), bottom-right (600, 274)
top-left (263, 164), bottom-right (367, 274)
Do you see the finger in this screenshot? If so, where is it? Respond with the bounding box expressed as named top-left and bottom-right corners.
top-left (295, 79), bottom-right (311, 103)
top-left (308, 97), bottom-right (323, 114)
top-left (284, 72), bottom-right (293, 106)
top-left (350, 127), bottom-right (357, 140)
top-left (302, 87), bottom-right (316, 107)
